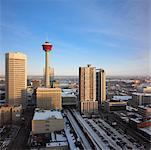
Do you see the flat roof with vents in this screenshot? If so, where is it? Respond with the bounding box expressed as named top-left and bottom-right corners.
top-left (33, 109), bottom-right (63, 120)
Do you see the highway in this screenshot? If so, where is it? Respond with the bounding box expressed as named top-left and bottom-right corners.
top-left (65, 109), bottom-right (92, 150)
top-left (7, 107), bottom-right (34, 150)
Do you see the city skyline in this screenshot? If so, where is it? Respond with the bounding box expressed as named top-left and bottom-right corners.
top-left (1, 0), bottom-right (150, 76)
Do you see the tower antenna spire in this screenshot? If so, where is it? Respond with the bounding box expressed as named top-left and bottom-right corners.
top-left (46, 36), bottom-right (49, 42)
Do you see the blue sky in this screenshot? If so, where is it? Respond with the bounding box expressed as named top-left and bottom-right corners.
top-left (0, 0), bottom-right (150, 76)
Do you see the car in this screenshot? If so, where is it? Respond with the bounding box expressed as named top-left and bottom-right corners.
top-left (108, 145), bottom-right (116, 150)
top-left (107, 132), bottom-right (111, 136)
top-left (126, 145), bottom-right (132, 149)
top-left (111, 137), bottom-right (116, 140)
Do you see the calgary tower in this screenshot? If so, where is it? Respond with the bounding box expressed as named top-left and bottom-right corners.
top-left (42, 41), bottom-right (53, 88)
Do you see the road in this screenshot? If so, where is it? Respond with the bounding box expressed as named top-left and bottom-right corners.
top-left (7, 107), bottom-right (34, 150)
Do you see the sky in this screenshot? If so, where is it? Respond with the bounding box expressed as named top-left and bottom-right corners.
top-left (0, 0), bottom-right (150, 76)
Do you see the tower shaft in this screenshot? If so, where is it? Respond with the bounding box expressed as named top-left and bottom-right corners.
top-left (45, 51), bottom-right (50, 87)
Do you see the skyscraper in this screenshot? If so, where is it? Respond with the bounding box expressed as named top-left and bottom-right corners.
top-left (96, 69), bottom-right (106, 110)
top-left (79, 64), bottom-right (98, 114)
top-left (79, 64), bottom-right (96, 101)
top-left (5, 52), bottom-right (27, 107)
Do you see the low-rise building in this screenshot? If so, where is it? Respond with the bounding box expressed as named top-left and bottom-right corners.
top-left (32, 80), bottom-right (41, 89)
top-left (46, 133), bottom-right (68, 150)
top-left (104, 100), bottom-right (127, 112)
top-left (113, 95), bottom-right (132, 101)
top-left (138, 105), bottom-right (151, 117)
top-left (128, 93), bottom-right (151, 108)
top-left (62, 93), bottom-right (77, 107)
top-left (32, 109), bottom-right (64, 134)
top-left (12, 105), bottom-right (22, 122)
top-left (129, 118), bottom-right (151, 129)
top-left (31, 109), bottom-right (68, 149)
top-left (143, 86), bottom-right (151, 93)
top-left (0, 105), bottom-right (22, 126)
top-left (0, 105), bottom-right (12, 126)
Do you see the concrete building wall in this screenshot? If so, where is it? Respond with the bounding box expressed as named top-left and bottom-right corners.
top-left (104, 101), bottom-right (127, 112)
top-left (0, 105), bottom-right (22, 126)
top-left (138, 106), bottom-right (151, 117)
top-left (62, 96), bottom-right (77, 106)
top-left (32, 80), bottom-right (40, 89)
top-left (12, 105), bottom-right (22, 122)
top-left (81, 101), bottom-right (98, 114)
top-left (96, 69), bottom-right (106, 110)
top-left (5, 52), bottom-right (27, 108)
top-left (130, 93), bottom-right (151, 108)
top-left (36, 88), bottom-right (62, 110)
top-left (32, 119), bottom-right (64, 134)
top-left (143, 87), bottom-right (151, 93)
top-left (0, 106), bottom-right (12, 127)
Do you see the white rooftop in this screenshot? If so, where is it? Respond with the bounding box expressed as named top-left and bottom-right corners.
top-left (46, 141), bottom-right (68, 147)
top-left (37, 87), bottom-right (61, 91)
top-left (62, 93), bottom-right (77, 98)
top-left (132, 92), bottom-right (151, 96)
top-left (33, 109), bottom-right (63, 120)
top-left (138, 105), bottom-right (151, 109)
top-left (113, 95), bottom-right (132, 101)
top-left (62, 89), bottom-right (77, 93)
top-left (139, 127), bottom-right (151, 136)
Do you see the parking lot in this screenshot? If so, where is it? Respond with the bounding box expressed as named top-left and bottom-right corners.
top-left (85, 118), bottom-right (145, 150)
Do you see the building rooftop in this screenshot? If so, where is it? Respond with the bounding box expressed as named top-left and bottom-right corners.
top-left (37, 87), bottom-right (61, 91)
top-left (33, 109), bottom-right (63, 120)
top-left (46, 141), bottom-right (68, 147)
top-left (62, 89), bottom-right (77, 93)
top-left (138, 105), bottom-right (151, 109)
top-left (106, 100), bottom-right (127, 105)
top-left (129, 118), bottom-right (142, 123)
top-left (132, 92), bottom-right (151, 96)
top-left (113, 96), bottom-right (132, 101)
top-left (139, 127), bottom-right (151, 136)
top-left (62, 93), bottom-right (77, 98)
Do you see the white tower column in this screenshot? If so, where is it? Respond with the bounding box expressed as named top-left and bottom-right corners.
top-left (45, 51), bottom-right (50, 87)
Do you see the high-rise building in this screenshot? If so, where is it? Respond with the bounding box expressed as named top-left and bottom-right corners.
top-left (79, 64), bottom-right (98, 114)
top-left (79, 64), bottom-right (96, 102)
top-left (96, 69), bottom-right (106, 110)
top-left (5, 52), bottom-right (27, 108)
top-left (79, 64), bottom-right (106, 114)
